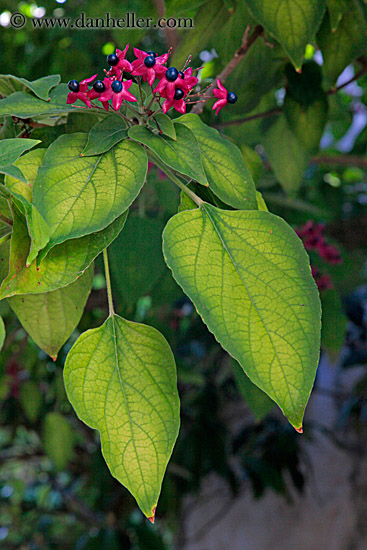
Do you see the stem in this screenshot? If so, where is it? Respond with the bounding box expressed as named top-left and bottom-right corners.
top-left (103, 248), bottom-right (115, 317)
top-left (327, 63), bottom-right (367, 95)
top-left (137, 77), bottom-right (145, 111)
top-left (148, 152), bottom-right (203, 207)
top-left (0, 213), bottom-right (12, 227)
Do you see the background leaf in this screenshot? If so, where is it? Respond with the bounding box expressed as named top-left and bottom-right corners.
top-left (42, 412), bottom-right (74, 471)
top-left (0, 74), bottom-right (61, 100)
top-left (232, 359), bottom-right (275, 421)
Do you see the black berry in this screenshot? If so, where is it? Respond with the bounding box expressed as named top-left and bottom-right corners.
top-left (93, 80), bottom-right (105, 93)
top-left (111, 80), bottom-right (123, 93)
top-left (107, 53), bottom-right (119, 66)
top-left (68, 80), bottom-right (79, 92)
top-left (178, 71), bottom-right (185, 79)
top-left (174, 88), bottom-right (184, 100)
top-left (227, 92), bottom-right (238, 104)
top-left (147, 51), bottom-right (157, 57)
top-left (144, 55), bottom-right (156, 68)
top-left (165, 67), bottom-right (179, 82)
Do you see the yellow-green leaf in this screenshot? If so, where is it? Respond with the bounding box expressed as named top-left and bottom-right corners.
top-left (64, 314), bottom-right (180, 520)
top-left (163, 204), bottom-right (321, 429)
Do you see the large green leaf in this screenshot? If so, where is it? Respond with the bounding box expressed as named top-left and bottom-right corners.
top-left (175, 114), bottom-right (257, 210)
top-left (0, 84), bottom-right (83, 118)
top-left (0, 74), bottom-right (61, 100)
top-left (64, 314), bottom-right (180, 520)
top-left (232, 360), bottom-right (275, 421)
top-left (0, 164), bottom-right (27, 183)
top-left (33, 133), bottom-right (147, 256)
top-left (128, 124), bottom-right (208, 186)
top-left (0, 207), bottom-right (127, 299)
top-left (83, 115), bottom-right (127, 156)
top-left (317, 7), bottom-right (367, 84)
top-left (109, 216), bottom-right (166, 309)
top-left (243, 0), bottom-right (326, 70)
top-left (5, 148), bottom-right (50, 266)
top-left (163, 203), bottom-right (321, 429)
top-left (8, 265), bottom-right (93, 359)
top-left (263, 115), bottom-right (310, 195)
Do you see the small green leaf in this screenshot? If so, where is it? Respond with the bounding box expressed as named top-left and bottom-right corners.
top-left (0, 138), bottom-right (41, 166)
top-left (178, 191), bottom-right (197, 212)
top-left (83, 116), bottom-right (128, 156)
top-left (64, 314), bottom-right (180, 520)
top-left (151, 113), bottom-right (176, 140)
top-left (284, 94), bottom-right (328, 154)
top-left (256, 191), bottom-right (268, 211)
top-left (0, 164), bottom-right (27, 183)
top-left (0, 74), bottom-right (61, 100)
top-left (175, 114), bottom-right (257, 210)
top-left (326, 0), bottom-right (349, 31)
top-left (8, 265), bottom-right (93, 359)
top-left (33, 134), bottom-right (147, 256)
top-left (163, 204), bottom-right (321, 429)
top-left (232, 360), bottom-right (275, 421)
top-left (43, 412), bottom-right (74, 470)
top-left (128, 124), bottom-right (208, 186)
top-left (109, 216), bottom-right (166, 308)
top-left (19, 380), bottom-right (43, 423)
top-left (243, 0), bottom-right (326, 70)
top-left (0, 84), bottom-right (74, 118)
top-left (0, 207), bottom-right (127, 299)
top-left (263, 115), bottom-right (310, 194)
top-left (317, 8), bottom-right (367, 84)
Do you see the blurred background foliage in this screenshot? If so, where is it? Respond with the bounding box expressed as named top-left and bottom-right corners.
top-left (0, 0), bottom-right (367, 548)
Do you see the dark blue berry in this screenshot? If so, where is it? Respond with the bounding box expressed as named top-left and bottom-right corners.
top-left (227, 92), bottom-right (238, 104)
top-left (178, 71), bottom-right (185, 79)
top-left (144, 55), bottom-right (156, 68)
top-left (174, 88), bottom-right (184, 100)
top-left (93, 80), bottom-right (105, 93)
top-left (165, 67), bottom-right (179, 82)
top-left (68, 80), bottom-right (79, 92)
top-left (111, 80), bottom-right (123, 93)
top-left (147, 51), bottom-right (157, 57)
top-left (107, 53), bottom-right (119, 66)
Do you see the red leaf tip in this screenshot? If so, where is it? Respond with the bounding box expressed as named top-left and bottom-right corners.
top-left (148, 506), bottom-right (156, 524)
top-left (295, 426), bottom-right (303, 434)
top-left (51, 355), bottom-right (57, 362)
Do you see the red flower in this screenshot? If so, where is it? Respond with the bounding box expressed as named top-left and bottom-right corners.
top-left (87, 77), bottom-right (111, 111)
top-left (98, 79), bottom-right (137, 111)
top-left (131, 48), bottom-right (168, 86)
top-left (318, 243), bottom-right (342, 265)
top-left (159, 87), bottom-right (187, 114)
top-left (154, 67), bottom-right (198, 100)
top-left (66, 74), bottom-right (97, 107)
top-left (212, 79), bottom-right (228, 115)
top-left (108, 44), bottom-right (133, 76)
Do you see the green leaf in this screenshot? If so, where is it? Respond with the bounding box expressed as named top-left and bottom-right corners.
top-left (33, 133), bottom-right (147, 256)
top-left (0, 164), bottom-right (27, 183)
top-left (317, 8), bottom-right (367, 84)
top-left (0, 316), bottom-right (5, 351)
top-left (0, 138), bottom-right (41, 166)
top-left (43, 412), bottom-right (74, 471)
top-left (19, 380), bottom-right (43, 423)
top-left (0, 84), bottom-right (79, 119)
top-left (0, 74), bottom-right (61, 100)
top-left (175, 114), bottom-right (257, 210)
top-left (326, 0), bottom-right (349, 31)
top-left (5, 148), bottom-right (50, 266)
top-left (320, 288), bottom-right (347, 354)
top-left (243, 0), bottom-right (326, 70)
top-left (151, 113), bottom-right (176, 140)
top-left (8, 265), bottom-right (93, 359)
top-left (284, 93), bottom-right (328, 154)
top-left (82, 115), bottom-right (128, 156)
top-left (109, 216), bottom-right (166, 308)
top-left (263, 115), bottom-right (310, 194)
top-left (256, 191), bottom-right (268, 211)
top-left (64, 314), bottom-right (180, 520)
top-left (0, 207), bottom-right (127, 299)
top-left (128, 124), bottom-right (208, 186)
top-left (163, 204), bottom-right (321, 429)
top-left (178, 190), bottom-right (197, 212)
top-left (232, 360), bottom-right (275, 421)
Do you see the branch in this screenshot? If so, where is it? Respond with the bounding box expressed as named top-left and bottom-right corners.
top-left (154, 0), bottom-right (178, 52)
top-left (213, 107), bottom-right (281, 128)
top-left (327, 61), bottom-right (367, 95)
top-left (190, 25), bottom-right (264, 115)
top-left (312, 154), bottom-right (367, 169)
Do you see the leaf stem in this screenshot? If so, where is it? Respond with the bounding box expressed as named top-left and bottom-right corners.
top-left (103, 248), bottom-right (115, 317)
top-left (148, 152), bottom-right (203, 207)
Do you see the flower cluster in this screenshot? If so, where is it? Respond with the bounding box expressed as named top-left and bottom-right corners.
top-left (296, 220), bottom-right (342, 291)
top-left (66, 45), bottom-right (238, 116)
